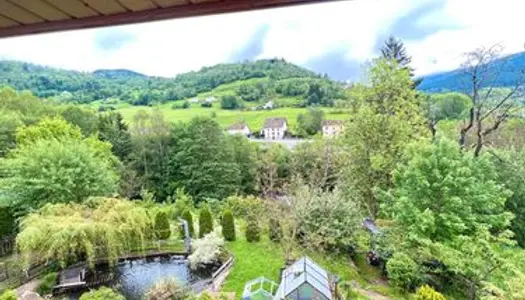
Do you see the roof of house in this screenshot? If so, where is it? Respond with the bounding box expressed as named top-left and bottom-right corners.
top-left (226, 122), bottom-right (248, 131)
top-left (322, 120), bottom-right (345, 126)
top-left (263, 117), bottom-right (287, 129)
top-left (275, 256), bottom-right (333, 300)
top-left (0, 0), bottom-right (341, 39)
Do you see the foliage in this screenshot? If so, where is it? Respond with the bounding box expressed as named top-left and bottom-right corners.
top-left (15, 117), bottom-right (82, 145)
top-left (180, 209), bottom-right (195, 238)
top-left (0, 134), bottom-right (119, 214)
top-left (257, 144), bottom-right (291, 197)
top-left (188, 230), bottom-right (224, 269)
top-left (226, 135), bottom-right (259, 194)
top-left (386, 252), bottom-right (421, 291)
top-left (245, 217), bottom-right (260, 243)
top-left (170, 117), bottom-right (240, 201)
top-left (424, 92), bottom-right (470, 121)
top-left (220, 95), bottom-right (243, 110)
top-left (296, 107), bottom-right (324, 136)
top-left (129, 109), bottom-right (173, 200)
top-left (199, 205), bottom-right (214, 238)
top-left (0, 205), bottom-right (15, 238)
top-left (268, 218), bottom-right (282, 242)
top-left (223, 195), bottom-right (265, 220)
top-left (173, 188), bottom-right (194, 218)
top-left (221, 209), bottom-right (236, 241)
top-left (79, 287), bottom-right (125, 300)
top-left (16, 198), bottom-right (153, 268)
top-left (60, 105), bottom-right (98, 136)
top-left (291, 185), bottom-right (363, 252)
top-left (144, 278), bottom-right (190, 300)
top-left (154, 211), bottom-right (171, 240)
top-left (341, 58), bottom-right (427, 218)
top-left (0, 290), bottom-right (17, 300)
top-left (98, 112), bottom-right (132, 161)
top-left (36, 272), bottom-right (58, 295)
top-left (415, 285), bottom-right (446, 300)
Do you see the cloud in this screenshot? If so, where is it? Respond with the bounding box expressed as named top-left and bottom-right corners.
top-left (0, 0), bottom-right (523, 79)
top-left (305, 47), bottom-right (363, 81)
top-left (94, 28), bottom-right (136, 51)
top-left (229, 25), bottom-right (270, 62)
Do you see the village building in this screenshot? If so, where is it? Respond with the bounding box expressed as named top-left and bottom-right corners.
top-left (262, 118), bottom-right (287, 140)
top-left (322, 120), bottom-right (344, 137)
top-left (226, 122), bottom-right (251, 136)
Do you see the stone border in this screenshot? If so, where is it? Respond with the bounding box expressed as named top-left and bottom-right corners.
top-left (209, 256), bottom-right (234, 292)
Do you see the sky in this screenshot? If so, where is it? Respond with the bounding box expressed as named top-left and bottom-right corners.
top-left (0, 0), bottom-right (523, 81)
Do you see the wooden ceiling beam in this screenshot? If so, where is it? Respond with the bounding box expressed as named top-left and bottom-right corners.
top-left (0, 0), bottom-right (343, 38)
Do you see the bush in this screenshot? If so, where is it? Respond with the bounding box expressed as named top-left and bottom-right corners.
top-left (220, 95), bottom-right (242, 110)
top-left (386, 252), bottom-right (421, 291)
top-left (179, 209), bottom-right (195, 238)
top-left (145, 278), bottom-right (189, 300)
top-left (221, 210), bottom-right (236, 241)
top-left (154, 211), bottom-right (171, 240)
top-left (173, 188), bottom-right (193, 218)
top-left (199, 205), bottom-right (214, 238)
top-left (188, 230), bottom-right (224, 269)
top-left (36, 272), bottom-right (58, 295)
top-left (269, 218), bottom-right (282, 242)
top-left (0, 205), bottom-right (15, 238)
top-left (0, 290), bottom-right (17, 300)
top-left (79, 287), bottom-right (125, 300)
top-left (415, 285), bottom-right (446, 300)
top-left (245, 217), bottom-right (260, 242)
top-left (201, 102), bottom-right (212, 108)
top-left (224, 195), bottom-right (265, 219)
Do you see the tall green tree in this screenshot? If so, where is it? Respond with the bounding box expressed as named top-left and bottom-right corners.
top-left (295, 107), bottom-right (324, 137)
top-left (60, 105), bottom-right (98, 137)
top-left (227, 134), bottom-right (259, 194)
top-left (170, 117), bottom-right (240, 201)
top-left (98, 112), bottom-right (132, 161)
top-left (380, 35), bottom-right (421, 87)
top-left (341, 58), bottom-right (427, 218)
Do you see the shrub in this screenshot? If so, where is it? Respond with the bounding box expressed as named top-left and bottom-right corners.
top-left (220, 95), bottom-right (242, 110)
top-left (79, 287), bottom-right (125, 300)
top-left (221, 210), bottom-right (236, 241)
top-left (145, 278), bottom-right (189, 300)
top-left (154, 211), bottom-right (171, 240)
top-left (0, 205), bottom-right (15, 238)
top-left (245, 217), bottom-right (260, 242)
top-left (387, 252), bottom-right (421, 291)
top-left (36, 272), bottom-right (58, 295)
top-left (179, 209), bottom-right (195, 238)
top-left (188, 230), bottom-right (224, 269)
top-left (269, 218), bottom-right (282, 242)
top-left (415, 285), bottom-right (446, 300)
top-left (199, 205), bottom-right (213, 238)
top-left (0, 290), bottom-right (17, 300)
top-left (224, 195), bottom-right (265, 219)
top-left (173, 188), bottom-right (193, 218)
top-left (201, 102), bottom-right (212, 108)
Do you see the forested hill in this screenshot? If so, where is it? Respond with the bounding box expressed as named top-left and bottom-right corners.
top-left (0, 59), bottom-right (321, 105)
top-left (419, 52), bottom-right (525, 92)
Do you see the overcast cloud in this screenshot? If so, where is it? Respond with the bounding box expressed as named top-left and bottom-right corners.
top-left (0, 0), bottom-right (523, 81)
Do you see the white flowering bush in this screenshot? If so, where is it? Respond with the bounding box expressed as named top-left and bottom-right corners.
top-left (188, 229), bottom-right (224, 269)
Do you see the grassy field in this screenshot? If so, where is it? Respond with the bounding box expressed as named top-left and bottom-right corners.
top-left (117, 102), bottom-right (349, 133)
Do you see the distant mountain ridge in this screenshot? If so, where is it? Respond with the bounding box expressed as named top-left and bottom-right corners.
top-left (419, 52), bottom-right (525, 92)
top-left (0, 59), bottom-right (321, 104)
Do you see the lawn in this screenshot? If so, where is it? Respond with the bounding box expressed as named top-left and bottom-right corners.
top-left (222, 236), bottom-right (409, 300)
top-left (117, 103), bottom-right (349, 133)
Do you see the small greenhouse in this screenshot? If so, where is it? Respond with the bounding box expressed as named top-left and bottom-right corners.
top-left (242, 257), bottom-right (337, 300)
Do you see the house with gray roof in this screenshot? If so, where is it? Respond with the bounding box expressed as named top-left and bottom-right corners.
top-left (262, 118), bottom-right (287, 140)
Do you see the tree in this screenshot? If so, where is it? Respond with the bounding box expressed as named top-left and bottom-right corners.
top-left (80, 287), bottom-right (125, 300)
top-left (257, 144), bottom-right (291, 198)
top-left (154, 211), bottom-right (171, 240)
top-left (15, 117), bottom-right (82, 145)
top-left (386, 252), bottom-right (422, 291)
top-left (198, 205), bottom-right (213, 238)
top-left (295, 108), bottom-right (324, 137)
top-left (458, 44), bottom-right (525, 156)
top-left (98, 112), bottom-right (132, 161)
top-left (0, 205), bottom-right (15, 238)
top-left (383, 139), bottom-right (514, 299)
top-left (220, 95), bottom-right (242, 110)
top-left (269, 218), bottom-right (282, 242)
top-left (245, 216), bottom-right (260, 242)
top-left (227, 134), bottom-right (259, 194)
top-left (170, 117), bottom-right (241, 201)
top-left (422, 92), bottom-right (470, 138)
top-left (221, 209), bottom-right (236, 241)
top-left (341, 58), bottom-right (427, 218)
top-left (60, 105), bottom-right (98, 137)
top-left (129, 109), bottom-right (173, 200)
top-left (16, 198), bottom-right (153, 268)
top-left (0, 136), bottom-right (118, 214)
top-left (380, 35), bottom-right (421, 87)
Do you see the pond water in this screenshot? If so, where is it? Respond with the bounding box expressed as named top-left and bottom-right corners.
top-left (68, 255), bottom-right (215, 300)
